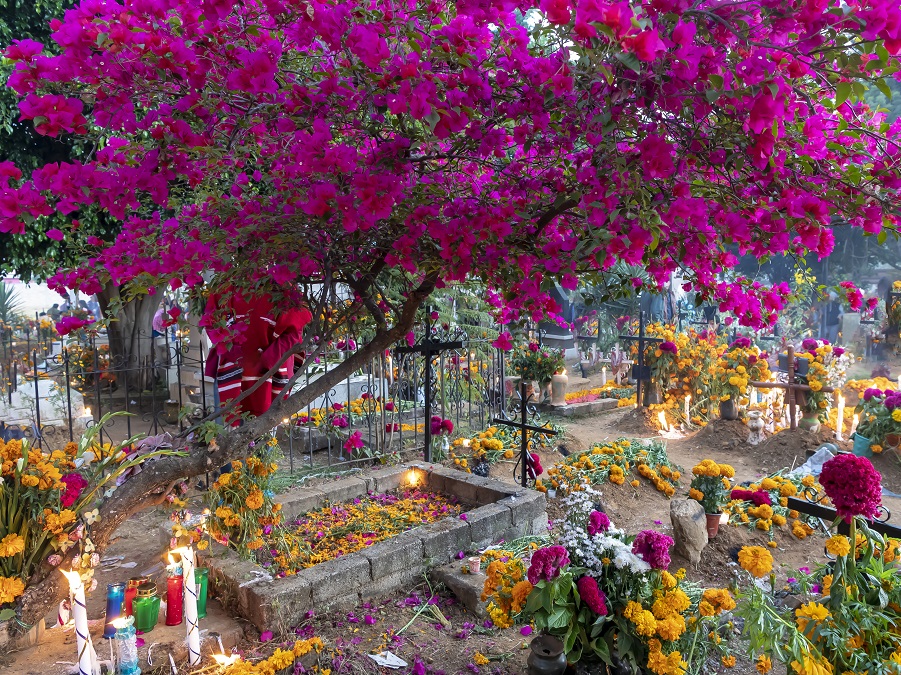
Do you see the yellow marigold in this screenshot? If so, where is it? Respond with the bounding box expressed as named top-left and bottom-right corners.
top-left (772, 514), bottom-right (787, 527)
top-left (796, 602), bottom-right (830, 634)
top-left (738, 546), bottom-right (773, 578)
top-left (216, 472), bottom-right (232, 487)
top-left (656, 615), bottom-right (686, 641)
top-left (473, 652), bottom-right (489, 666)
top-left (790, 654), bottom-right (833, 675)
top-left (756, 655), bottom-right (773, 673)
top-left (43, 509), bottom-right (76, 535)
top-left (0, 533), bottom-right (25, 557)
top-left (780, 483), bottom-right (798, 497)
top-left (718, 464), bottom-right (735, 478)
top-left (689, 488), bottom-right (704, 502)
top-left (20, 474), bottom-right (39, 488)
top-left (722, 655), bottom-right (736, 668)
top-left (822, 574), bottom-right (833, 596)
top-left (511, 580), bottom-right (533, 614)
top-left (825, 535), bottom-right (851, 557)
top-left (760, 477), bottom-right (779, 491)
top-left (245, 490), bottom-right (265, 510)
top-left (646, 647), bottom-right (686, 675)
top-left (0, 575), bottom-right (26, 604)
top-left (661, 571), bottom-right (677, 589)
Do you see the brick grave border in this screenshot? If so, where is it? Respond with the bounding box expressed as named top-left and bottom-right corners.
top-left (200, 463), bottom-right (548, 632)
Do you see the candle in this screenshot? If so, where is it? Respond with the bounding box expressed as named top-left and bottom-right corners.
top-left (196, 568), bottom-right (209, 619)
top-left (173, 546), bottom-right (202, 666)
top-left (112, 616), bottom-right (140, 675)
top-left (165, 574), bottom-right (183, 626)
top-left (103, 582), bottom-right (125, 638)
top-left (169, 653), bottom-right (178, 675)
top-left (133, 583), bottom-right (161, 633)
top-left (600, 366), bottom-right (607, 386)
top-left (836, 392), bottom-right (845, 441)
top-left (852, 413), bottom-right (860, 436)
top-left (684, 394), bottom-right (691, 420)
top-left (61, 569), bottom-right (98, 675)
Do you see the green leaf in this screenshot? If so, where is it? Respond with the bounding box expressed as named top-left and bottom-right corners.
top-left (0, 608), bottom-right (15, 621)
top-left (614, 52), bottom-right (641, 74)
top-left (835, 81), bottom-right (852, 107)
top-left (876, 77), bottom-right (893, 100)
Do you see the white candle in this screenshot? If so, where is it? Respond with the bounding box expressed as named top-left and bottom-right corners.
top-left (684, 395), bottom-right (691, 420)
top-left (600, 366), bottom-right (607, 386)
top-left (174, 547), bottom-right (201, 666)
top-left (836, 392), bottom-right (845, 441)
top-left (169, 652), bottom-right (179, 675)
top-left (852, 413), bottom-right (860, 436)
top-left (61, 570), bottom-right (98, 675)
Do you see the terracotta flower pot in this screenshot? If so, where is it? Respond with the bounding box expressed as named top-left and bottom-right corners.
top-left (798, 410), bottom-right (820, 433)
top-left (705, 513), bottom-right (721, 539)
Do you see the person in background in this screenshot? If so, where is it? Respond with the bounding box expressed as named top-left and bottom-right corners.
top-left (822, 292), bottom-right (843, 344)
top-left (48, 303), bottom-right (61, 321)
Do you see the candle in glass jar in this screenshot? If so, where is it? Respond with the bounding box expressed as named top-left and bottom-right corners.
top-left (133, 583), bottom-right (161, 633)
top-left (103, 582), bottom-right (125, 638)
top-left (125, 576), bottom-right (150, 616)
top-left (165, 574), bottom-right (183, 626)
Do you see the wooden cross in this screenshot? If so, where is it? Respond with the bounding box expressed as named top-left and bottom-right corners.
top-left (493, 380), bottom-right (558, 487)
top-left (617, 311), bottom-right (663, 408)
top-left (394, 307), bottom-right (463, 462)
top-left (749, 345), bottom-right (833, 430)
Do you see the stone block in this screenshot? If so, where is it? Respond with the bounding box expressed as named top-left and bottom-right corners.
top-left (531, 513), bottom-right (550, 534)
top-left (431, 562), bottom-right (488, 619)
top-left (364, 465), bottom-right (411, 493)
top-left (417, 517), bottom-right (472, 564)
top-left (362, 531), bottom-right (425, 580)
top-left (321, 476), bottom-right (369, 504)
top-left (670, 498), bottom-right (708, 565)
top-left (299, 553), bottom-right (372, 604)
top-left (275, 488), bottom-right (325, 520)
top-left (249, 573), bottom-right (313, 632)
top-left (360, 566), bottom-right (428, 602)
top-left (467, 503), bottom-right (513, 547)
top-left (497, 490), bottom-right (546, 528)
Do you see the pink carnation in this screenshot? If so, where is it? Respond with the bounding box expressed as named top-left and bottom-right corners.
top-left (576, 576), bottom-right (608, 615)
top-left (819, 454), bottom-right (882, 520)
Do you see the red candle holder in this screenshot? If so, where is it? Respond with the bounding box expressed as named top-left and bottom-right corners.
top-left (165, 574), bottom-right (183, 626)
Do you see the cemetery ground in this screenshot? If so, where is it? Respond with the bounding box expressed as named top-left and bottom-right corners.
top-left (8, 392), bottom-right (898, 675)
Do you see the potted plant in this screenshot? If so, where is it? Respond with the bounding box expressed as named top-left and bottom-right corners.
top-left (795, 339), bottom-right (850, 432)
top-left (854, 386), bottom-right (901, 457)
top-left (689, 459), bottom-right (735, 538)
top-left (511, 343), bottom-right (565, 402)
top-left (715, 337), bottom-right (770, 421)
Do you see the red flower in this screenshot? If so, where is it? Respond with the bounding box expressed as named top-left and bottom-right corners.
top-left (820, 454), bottom-right (882, 520)
top-left (576, 576), bottom-right (608, 615)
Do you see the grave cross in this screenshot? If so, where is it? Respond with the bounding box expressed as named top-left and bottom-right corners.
top-left (394, 307), bottom-right (463, 462)
top-left (493, 380), bottom-right (558, 488)
top-left (749, 345), bottom-right (833, 430)
top-left (787, 493), bottom-right (901, 539)
top-left (618, 311), bottom-right (663, 408)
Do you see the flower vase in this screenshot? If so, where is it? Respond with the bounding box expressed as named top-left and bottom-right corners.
top-left (886, 433), bottom-right (900, 450)
top-left (798, 410), bottom-right (820, 433)
top-left (550, 371), bottom-right (568, 406)
top-left (539, 380), bottom-right (552, 403)
top-left (719, 399), bottom-right (739, 421)
top-left (852, 432), bottom-right (873, 458)
top-left (746, 411), bottom-right (765, 446)
top-left (705, 513), bottom-right (721, 539)
top-left (527, 635), bottom-right (567, 675)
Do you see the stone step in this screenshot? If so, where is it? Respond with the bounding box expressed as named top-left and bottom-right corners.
top-left (431, 562), bottom-right (489, 619)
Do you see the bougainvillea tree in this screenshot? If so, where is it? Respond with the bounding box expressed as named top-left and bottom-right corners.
top-left (2, 0), bottom-right (901, 635)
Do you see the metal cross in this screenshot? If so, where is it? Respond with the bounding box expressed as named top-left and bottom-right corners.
top-left (492, 380), bottom-right (558, 487)
top-left (617, 311), bottom-right (663, 408)
top-left (394, 307), bottom-right (463, 461)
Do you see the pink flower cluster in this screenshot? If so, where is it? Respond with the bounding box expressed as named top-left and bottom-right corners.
top-left (631, 530), bottom-right (673, 570)
top-left (430, 416), bottom-right (454, 436)
top-left (527, 545), bottom-right (570, 585)
top-left (730, 488), bottom-right (772, 506)
top-left (576, 576), bottom-right (608, 616)
top-left (60, 473), bottom-right (88, 508)
top-left (587, 510), bottom-right (611, 536)
top-left (819, 454), bottom-right (882, 521)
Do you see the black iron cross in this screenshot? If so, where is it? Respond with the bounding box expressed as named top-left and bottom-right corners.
top-left (617, 311), bottom-right (663, 408)
top-left (394, 307), bottom-right (463, 462)
top-left (493, 380), bottom-right (558, 487)
top-left (787, 494), bottom-right (901, 539)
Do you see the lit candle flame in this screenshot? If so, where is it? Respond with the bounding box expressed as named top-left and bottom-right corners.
top-left (61, 568), bottom-right (82, 588)
top-left (111, 617), bottom-right (130, 630)
top-left (213, 653), bottom-right (240, 667)
top-left (657, 411), bottom-right (669, 431)
top-left (84, 407), bottom-right (91, 417)
top-left (407, 470), bottom-right (419, 487)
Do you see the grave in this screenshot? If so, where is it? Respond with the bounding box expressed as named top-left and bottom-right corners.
top-left (0, 377), bottom-right (92, 431)
top-left (201, 463), bottom-right (548, 632)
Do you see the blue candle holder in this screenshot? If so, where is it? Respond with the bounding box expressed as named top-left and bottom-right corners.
top-left (113, 615), bottom-right (141, 675)
top-left (104, 582), bottom-right (126, 638)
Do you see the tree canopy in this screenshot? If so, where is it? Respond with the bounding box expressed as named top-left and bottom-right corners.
top-left (1, 0), bottom-right (899, 332)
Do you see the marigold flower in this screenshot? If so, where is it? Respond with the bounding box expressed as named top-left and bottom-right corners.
top-left (738, 546), bottom-right (773, 578)
top-left (825, 535), bottom-right (851, 557)
top-left (0, 533), bottom-right (25, 557)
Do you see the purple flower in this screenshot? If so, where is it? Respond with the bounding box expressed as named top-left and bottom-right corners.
top-left (364, 615), bottom-right (376, 625)
top-left (787, 577), bottom-right (797, 584)
top-left (520, 625), bottom-right (533, 636)
top-left (527, 546), bottom-right (570, 585)
top-left (260, 631), bottom-right (273, 642)
top-left (482, 619), bottom-right (494, 628)
top-left (799, 567), bottom-right (810, 574)
top-left (659, 341), bottom-right (678, 354)
top-left (834, 347), bottom-right (845, 357)
top-left (802, 338), bottom-right (819, 351)
top-left (631, 530), bottom-right (674, 570)
top-left (459, 513), bottom-right (468, 521)
top-left (729, 336), bottom-right (751, 349)
top-left (587, 511), bottom-right (611, 537)
top-left (886, 395), bottom-right (901, 411)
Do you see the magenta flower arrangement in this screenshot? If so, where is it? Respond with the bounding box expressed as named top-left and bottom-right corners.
top-left (527, 545), bottom-right (571, 585)
top-left (631, 530), bottom-right (674, 570)
top-left (819, 454), bottom-right (882, 521)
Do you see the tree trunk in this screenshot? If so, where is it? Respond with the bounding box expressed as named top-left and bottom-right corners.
top-left (97, 282), bottom-right (162, 392)
top-left (6, 277), bottom-right (436, 644)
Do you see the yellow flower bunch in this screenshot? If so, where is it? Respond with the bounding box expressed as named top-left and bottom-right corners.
top-left (738, 546), bottom-right (774, 578)
top-left (0, 534), bottom-right (25, 557)
top-left (699, 588), bottom-right (736, 616)
top-left (221, 637), bottom-right (325, 675)
top-left (480, 551), bottom-right (530, 628)
top-left (0, 575), bottom-right (26, 604)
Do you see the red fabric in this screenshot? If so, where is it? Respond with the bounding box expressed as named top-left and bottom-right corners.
top-left (264, 307), bottom-right (312, 401)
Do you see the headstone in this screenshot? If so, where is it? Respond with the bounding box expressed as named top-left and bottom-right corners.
top-left (0, 378), bottom-right (91, 431)
top-left (840, 312), bottom-right (860, 345)
top-left (670, 498), bottom-right (708, 564)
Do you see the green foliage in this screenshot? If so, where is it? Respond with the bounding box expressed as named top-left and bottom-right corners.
top-left (865, 77), bottom-right (901, 123)
top-left (0, 282), bottom-right (23, 324)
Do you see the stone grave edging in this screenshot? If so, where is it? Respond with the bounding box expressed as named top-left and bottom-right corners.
top-left (201, 462), bottom-right (547, 632)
